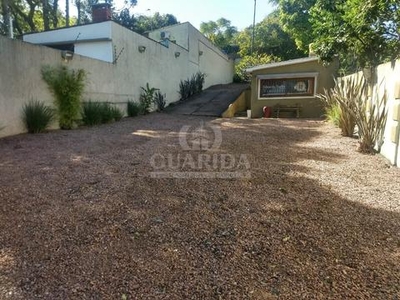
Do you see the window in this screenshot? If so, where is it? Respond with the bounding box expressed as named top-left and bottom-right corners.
top-left (257, 73), bottom-right (318, 99)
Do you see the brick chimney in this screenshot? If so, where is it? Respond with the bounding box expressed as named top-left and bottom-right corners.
top-left (92, 3), bottom-right (112, 23)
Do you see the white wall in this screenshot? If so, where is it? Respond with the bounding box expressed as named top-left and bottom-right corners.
top-left (75, 41), bottom-right (113, 63)
top-left (23, 22), bottom-right (112, 44)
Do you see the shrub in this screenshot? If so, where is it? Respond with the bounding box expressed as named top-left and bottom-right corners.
top-left (178, 72), bottom-right (206, 101)
top-left (140, 83), bottom-right (158, 114)
top-left (195, 72), bottom-right (205, 93)
top-left (82, 101), bottom-right (123, 126)
top-left (127, 100), bottom-right (141, 117)
top-left (98, 102), bottom-right (115, 123)
top-left (179, 79), bottom-right (190, 100)
top-left (325, 103), bottom-right (341, 127)
top-left (154, 91), bottom-right (166, 111)
top-left (82, 101), bottom-right (103, 126)
top-left (41, 65), bottom-right (86, 130)
top-left (111, 106), bottom-right (123, 121)
top-left (21, 100), bottom-right (55, 133)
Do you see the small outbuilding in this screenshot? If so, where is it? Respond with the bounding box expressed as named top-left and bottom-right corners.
top-left (246, 56), bottom-right (338, 118)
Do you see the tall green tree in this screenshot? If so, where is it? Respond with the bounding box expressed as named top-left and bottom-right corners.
top-left (272, 0), bottom-right (400, 72)
top-left (1, 0), bottom-right (65, 35)
top-left (269, 0), bottom-right (316, 52)
top-left (310, 0), bottom-right (400, 69)
top-left (235, 11), bottom-right (303, 60)
top-left (200, 18), bottom-right (238, 54)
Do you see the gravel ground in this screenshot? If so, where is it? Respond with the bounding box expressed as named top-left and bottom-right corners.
top-left (0, 114), bottom-right (399, 299)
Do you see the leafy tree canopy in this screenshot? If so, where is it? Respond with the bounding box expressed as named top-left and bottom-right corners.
top-left (235, 11), bottom-right (303, 60)
top-left (114, 11), bottom-right (178, 34)
top-left (200, 18), bottom-right (239, 54)
top-left (271, 0), bottom-right (400, 71)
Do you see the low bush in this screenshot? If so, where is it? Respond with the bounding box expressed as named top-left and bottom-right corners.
top-left (22, 100), bottom-right (55, 133)
top-left (111, 106), bottom-right (123, 121)
top-left (324, 103), bottom-right (341, 127)
top-left (82, 101), bottom-right (103, 125)
top-left (178, 72), bottom-right (206, 101)
top-left (82, 101), bottom-right (123, 126)
top-left (127, 100), bottom-right (141, 117)
top-left (154, 91), bottom-right (166, 111)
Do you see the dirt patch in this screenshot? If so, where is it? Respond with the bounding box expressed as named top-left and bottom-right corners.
top-left (0, 114), bottom-right (399, 299)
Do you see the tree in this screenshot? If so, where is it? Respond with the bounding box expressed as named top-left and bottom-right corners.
top-left (269, 0), bottom-right (316, 53)
top-left (235, 11), bottom-right (303, 60)
top-left (200, 18), bottom-right (238, 54)
top-left (1, 0), bottom-right (66, 36)
top-left (310, 0), bottom-right (400, 69)
top-left (272, 0), bottom-right (400, 72)
top-left (114, 11), bottom-right (178, 34)
top-left (234, 54), bottom-right (280, 82)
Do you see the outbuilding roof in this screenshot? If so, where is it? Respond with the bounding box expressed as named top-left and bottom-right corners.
top-left (246, 56), bottom-right (320, 73)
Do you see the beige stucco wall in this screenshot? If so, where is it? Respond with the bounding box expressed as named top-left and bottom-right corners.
top-left (249, 59), bottom-right (338, 118)
top-left (372, 61), bottom-right (400, 166)
top-left (335, 59), bottom-right (400, 166)
top-left (0, 22), bottom-right (234, 138)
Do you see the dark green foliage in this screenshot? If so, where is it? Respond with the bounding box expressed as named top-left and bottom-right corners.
top-left (139, 83), bottom-right (158, 114)
top-left (235, 54), bottom-right (278, 82)
top-left (111, 106), bottom-right (123, 121)
top-left (178, 72), bottom-right (206, 101)
top-left (114, 11), bottom-right (178, 34)
top-left (41, 65), bottom-right (86, 130)
top-left (200, 18), bottom-right (239, 55)
top-left (154, 91), bottom-right (166, 112)
top-left (127, 100), bottom-right (141, 117)
top-left (179, 79), bottom-right (190, 100)
top-left (21, 100), bottom-right (54, 133)
top-left (82, 101), bottom-right (123, 126)
top-left (195, 72), bottom-right (205, 93)
top-left (82, 101), bottom-right (103, 126)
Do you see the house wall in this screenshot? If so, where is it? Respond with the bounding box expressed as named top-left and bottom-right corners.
top-left (0, 22), bottom-right (234, 138)
top-left (23, 23), bottom-right (114, 64)
top-left (149, 23), bottom-right (234, 88)
top-left (249, 60), bottom-right (338, 118)
top-left (75, 41), bottom-right (113, 62)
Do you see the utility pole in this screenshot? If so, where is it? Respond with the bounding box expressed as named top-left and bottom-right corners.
top-left (66, 0), bottom-right (70, 27)
top-left (251, 0), bottom-right (256, 55)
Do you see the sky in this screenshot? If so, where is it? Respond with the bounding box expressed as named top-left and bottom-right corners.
top-left (60, 0), bottom-right (276, 30)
